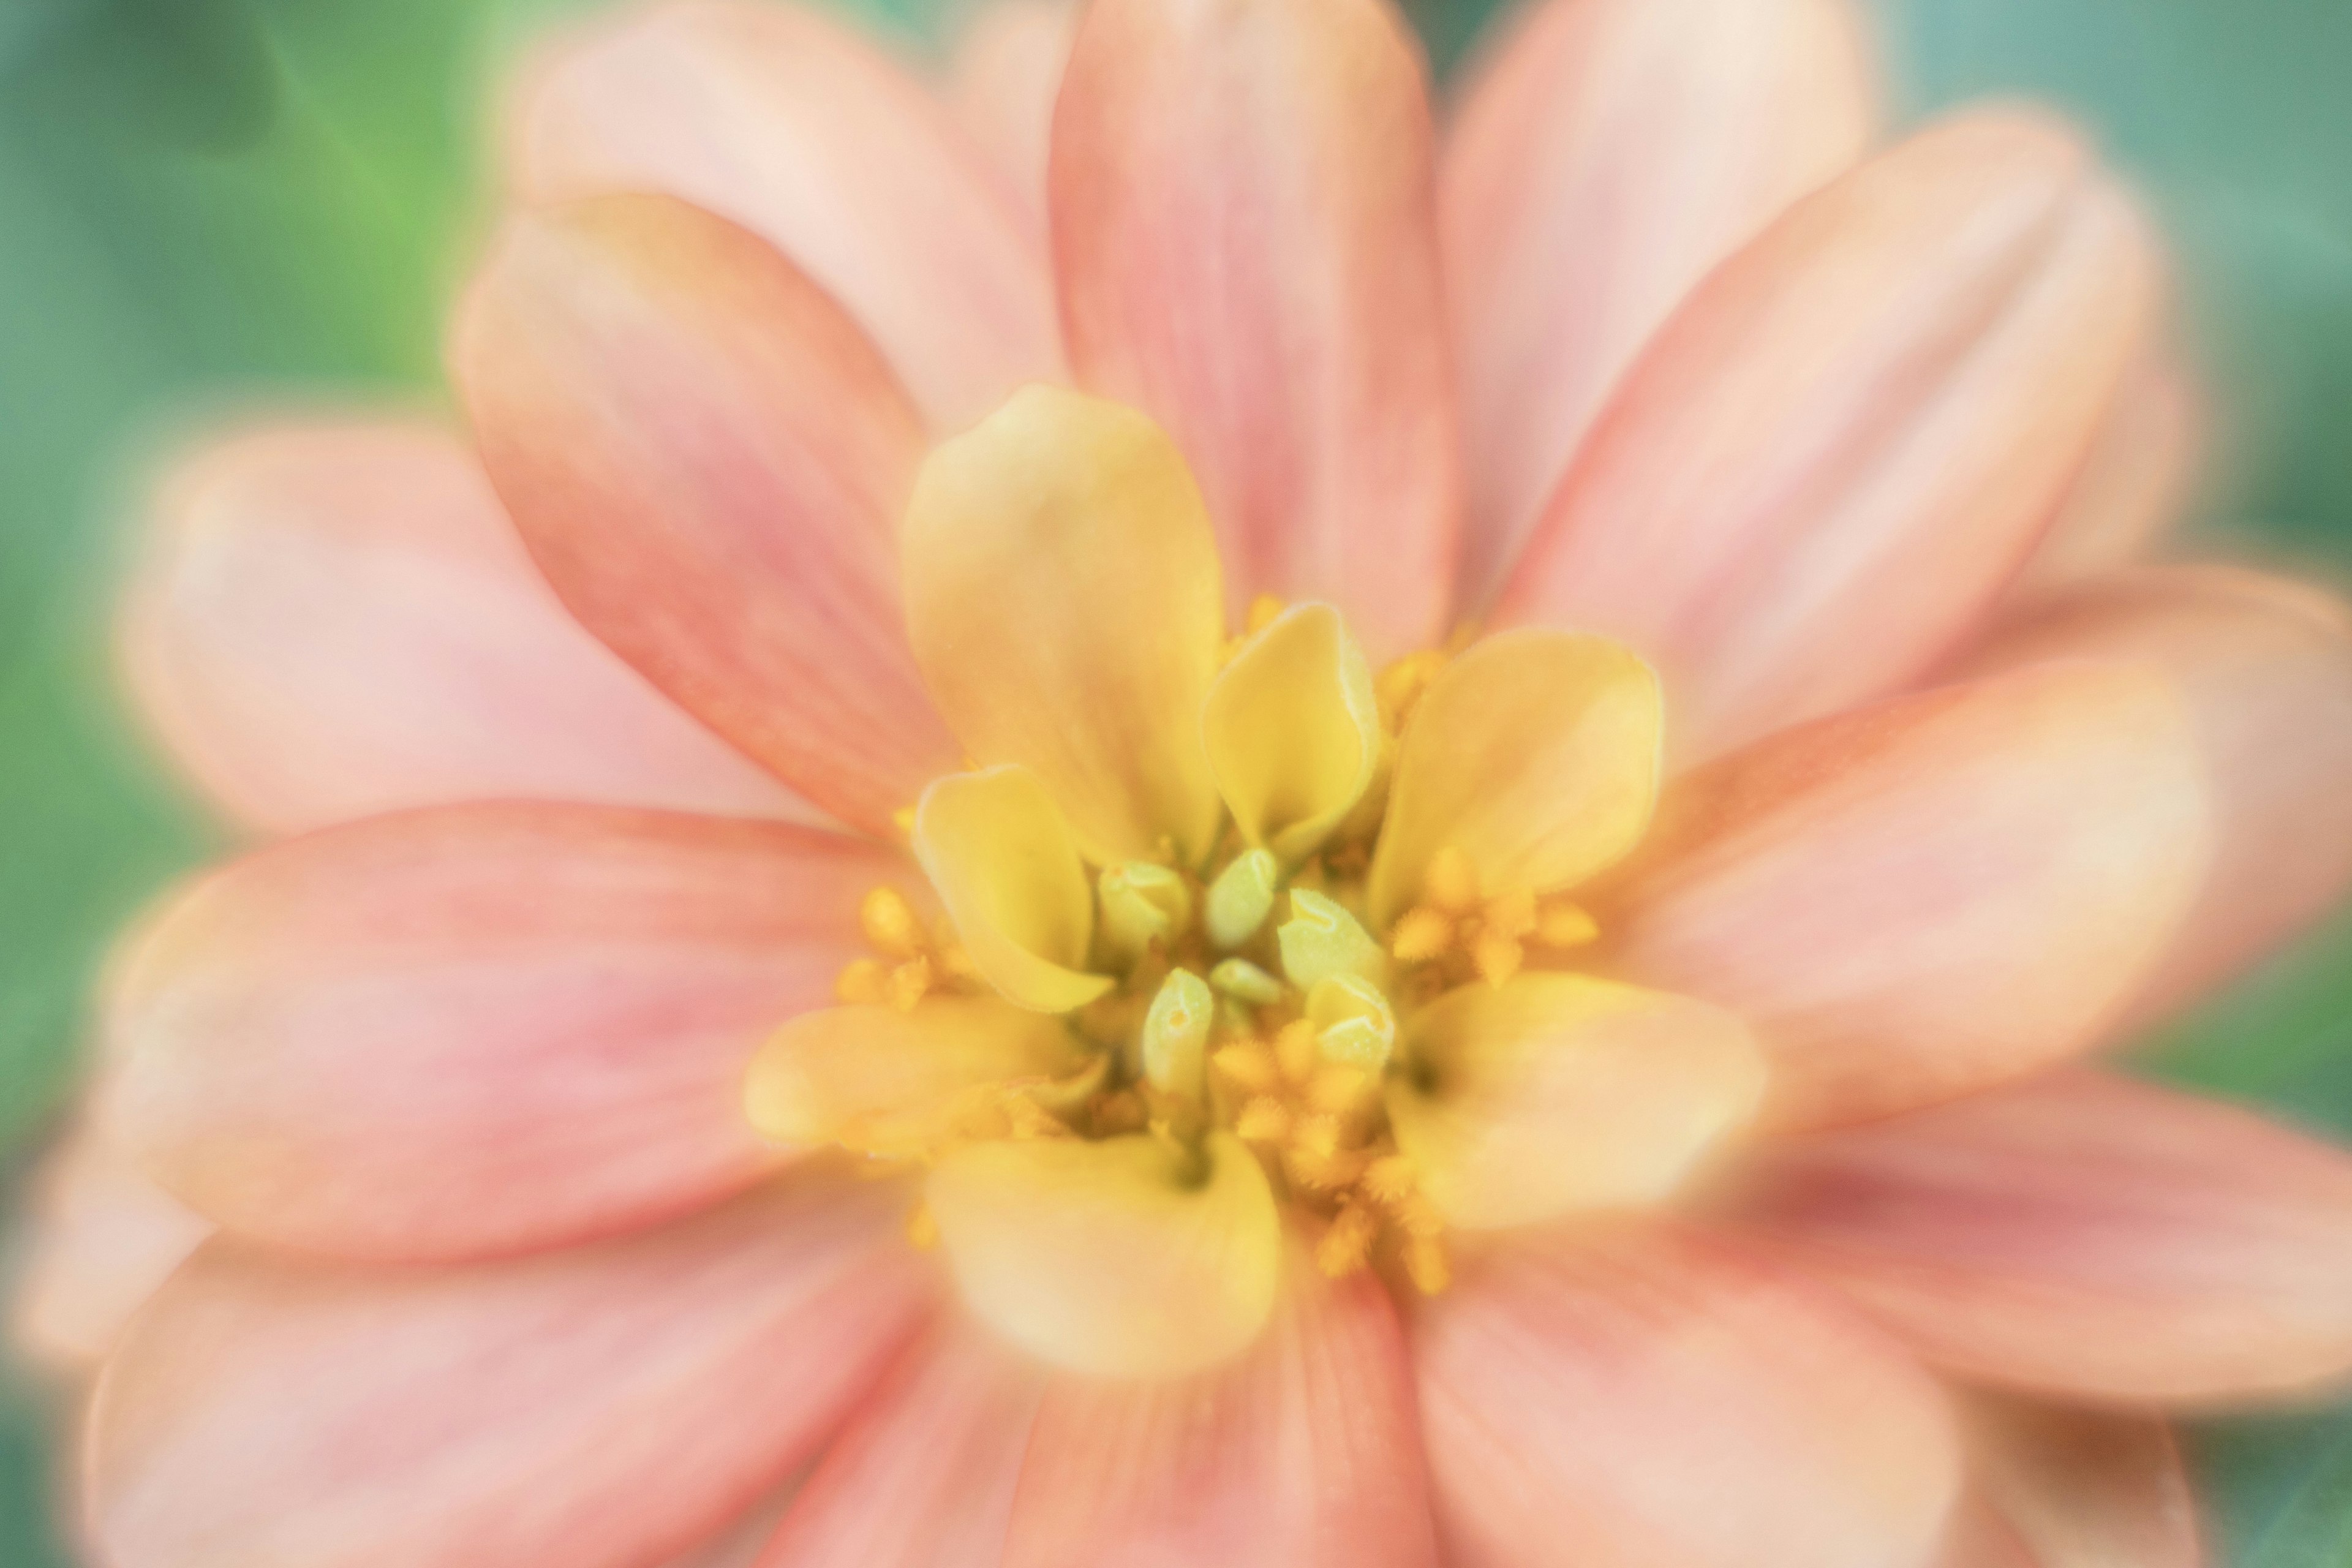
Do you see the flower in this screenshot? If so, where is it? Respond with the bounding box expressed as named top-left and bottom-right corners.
top-left (21, 0), bottom-right (2352, 1564)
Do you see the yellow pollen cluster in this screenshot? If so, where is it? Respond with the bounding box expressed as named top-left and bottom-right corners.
top-left (834, 886), bottom-right (984, 1011)
top-left (1390, 846), bottom-right (1599, 997)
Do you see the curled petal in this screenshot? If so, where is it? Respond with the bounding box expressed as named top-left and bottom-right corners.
top-left (508, 0), bottom-right (1058, 431)
top-left (1006, 1249), bottom-right (1438, 1568)
top-left (903, 388), bottom-right (1227, 865)
top-left (1498, 110), bottom-right (2158, 759)
top-left (926, 1131), bottom-right (1280, 1378)
top-left (121, 420), bottom-right (808, 834)
top-left (105, 803), bottom-right (915, 1261)
top-left (1610, 662), bottom-right (2209, 1130)
top-left (1368, 631), bottom-right (1661, 929)
top-left (1962, 564), bottom-right (2352, 1023)
top-left (1416, 1224), bottom-right (1959, 1568)
top-left (1727, 1069), bottom-right (2352, 1405)
top-left (1052, 0), bottom-right (1460, 656)
top-left (1389, 974), bottom-right (1764, 1230)
top-left (1442, 0), bottom-right (1877, 604)
top-left (1204, 604), bottom-right (1382, 864)
top-left (913, 767), bottom-right (1112, 1014)
top-left (454, 195), bottom-right (956, 838)
top-left (87, 1171), bottom-right (935, 1568)
top-left (745, 1000), bottom-right (1086, 1156)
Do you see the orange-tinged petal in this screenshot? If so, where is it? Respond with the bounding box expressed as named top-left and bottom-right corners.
top-left (2013, 345), bottom-right (2202, 594)
top-left (1947, 1401), bottom-right (2201, 1568)
top-left (10, 1110), bottom-right (209, 1373)
top-left (453, 195), bottom-right (957, 839)
top-left (1052, 0), bottom-right (1460, 657)
top-left (1496, 110), bottom-right (2158, 760)
top-left (951, 0), bottom-right (1072, 232)
top-left (1442, 0), bottom-right (1876, 605)
top-left (508, 0), bottom-right (1058, 432)
top-left (1204, 603), bottom-right (1382, 864)
top-left (86, 1170), bottom-right (933, 1568)
top-left (104, 803), bottom-right (921, 1261)
top-left (903, 388), bottom-right (1226, 866)
top-left (1005, 1248), bottom-right (1439, 1568)
top-left (926, 1131), bottom-right (1280, 1378)
top-left (911, 766), bottom-right (1112, 1014)
top-left (1725, 1069), bottom-right (2352, 1406)
top-left (1962, 564), bottom-right (2352, 1025)
top-left (746, 1000), bottom-right (1086, 1156)
top-left (1417, 1224), bottom-right (1959, 1568)
top-left (121, 420), bottom-right (812, 835)
top-left (1368, 630), bottom-right (1660, 930)
top-left (756, 1321), bottom-right (1044, 1568)
top-left (1389, 974), bottom-right (1763, 1230)
top-left (1609, 662), bottom-right (2208, 1131)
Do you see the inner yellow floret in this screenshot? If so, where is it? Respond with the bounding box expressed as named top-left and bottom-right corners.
top-left (744, 385), bottom-right (1762, 1380)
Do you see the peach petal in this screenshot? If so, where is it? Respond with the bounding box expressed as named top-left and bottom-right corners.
top-left (1006, 1250), bottom-right (1438, 1568)
top-left (121, 420), bottom-right (812, 834)
top-left (2013, 346), bottom-right (2202, 594)
top-left (951, 0), bottom-right (1072, 233)
top-left (1052, 0), bottom-right (1461, 657)
top-left (1496, 110), bottom-right (2158, 760)
top-left (508, 0), bottom-right (1058, 431)
top-left (757, 1322), bottom-right (1043, 1568)
top-left (1946, 1400), bottom-right (2202, 1568)
top-left (86, 1170), bottom-right (934, 1568)
top-left (1607, 662), bottom-right (2209, 1130)
top-left (9, 1110), bottom-right (209, 1373)
top-left (1961, 564), bottom-right (2352, 1025)
top-left (1417, 1223), bottom-right (1959, 1568)
top-left (1442, 0), bottom-right (1876, 606)
top-left (104, 802), bottom-right (925, 1262)
top-left (455, 195), bottom-right (957, 839)
top-left (1724, 1069), bottom-right (2352, 1406)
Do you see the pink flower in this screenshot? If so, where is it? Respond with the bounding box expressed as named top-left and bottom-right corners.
top-left (25, 0), bottom-right (2352, 1564)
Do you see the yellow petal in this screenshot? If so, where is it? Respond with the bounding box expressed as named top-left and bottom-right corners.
top-left (1367, 630), bottom-right (1662, 929)
top-left (1203, 603), bottom-right (1382, 862)
top-left (913, 766), bottom-right (1112, 1013)
top-left (903, 386), bottom-right (1227, 864)
top-left (926, 1131), bottom-right (1281, 1377)
top-left (745, 998), bottom-right (1085, 1157)
top-left (1387, 973), bottom-right (1763, 1230)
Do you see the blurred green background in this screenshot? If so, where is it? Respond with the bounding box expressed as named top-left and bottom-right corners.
top-left (1, 0), bottom-right (2348, 1559)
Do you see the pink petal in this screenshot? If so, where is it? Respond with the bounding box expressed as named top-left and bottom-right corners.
top-left (453, 195), bottom-right (959, 838)
top-left (1723, 1069), bottom-right (2352, 1405)
top-left (1607, 660), bottom-right (2209, 1131)
top-left (121, 419), bottom-right (811, 835)
top-left (1052, 0), bottom-right (1461, 658)
top-left (756, 1322), bottom-right (1042, 1568)
top-left (1441, 0), bottom-right (1876, 607)
top-left (664, 1493), bottom-right (797, 1568)
top-left (1417, 1223), bottom-right (1959, 1568)
top-left (1006, 1250), bottom-right (1438, 1567)
top-left (104, 802), bottom-right (925, 1262)
top-left (2012, 346), bottom-right (2202, 594)
top-left (9, 1110), bottom-right (209, 1373)
top-left (951, 1), bottom-right (1072, 233)
top-left (87, 1170), bottom-right (934, 1568)
top-left (1495, 110), bottom-right (2158, 760)
top-left (507, 0), bottom-right (1059, 432)
top-left (1960, 564), bottom-right (2352, 1024)
top-left (1950, 1400), bottom-right (2202, 1568)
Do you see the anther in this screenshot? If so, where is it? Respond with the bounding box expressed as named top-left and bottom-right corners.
top-left (1389, 907), bottom-right (1452, 963)
top-left (1423, 848), bottom-right (1479, 914)
top-left (860, 886), bottom-right (925, 957)
top-left (835, 957), bottom-right (888, 1006)
top-left (1316, 1203), bottom-right (1379, 1277)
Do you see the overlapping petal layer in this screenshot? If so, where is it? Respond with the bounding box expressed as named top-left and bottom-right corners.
top-left (1442, 0), bottom-right (1876, 603)
top-left (454, 195), bottom-right (956, 837)
top-left (1936, 1401), bottom-right (2199, 1568)
top-left (86, 1171), bottom-right (933, 1568)
top-left (1497, 110), bottom-right (2156, 759)
top-left (1727, 1070), bottom-right (2352, 1404)
top-left (1610, 662), bottom-right (2208, 1129)
top-left (1054, 0), bottom-right (1460, 656)
top-left (105, 804), bottom-right (918, 1261)
top-left (122, 421), bottom-right (805, 832)
top-left (1417, 1224), bottom-right (1958, 1568)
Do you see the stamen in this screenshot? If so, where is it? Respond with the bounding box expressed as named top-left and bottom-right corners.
top-left (1471, 932), bottom-right (1523, 989)
top-left (860, 887), bottom-right (925, 957)
top-left (834, 957), bottom-right (888, 1006)
top-left (1316, 1202), bottom-right (1379, 1277)
top-left (1535, 900), bottom-right (1600, 949)
top-left (886, 956), bottom-right (933, 1011)
top-left (1212, 1042), bottom-right (1281, 1095)
top-left (1389, 907), bottom-right (1452, 963)
top-left (1423, 847), bottom-right (1480, 914)
top-left (1401, 1233), bottom-right (1451, 1294)
top-left (1374, 649), bottom-right (1448, 728)
top-left (1235, 1096), bottom-right (1292, 1143)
